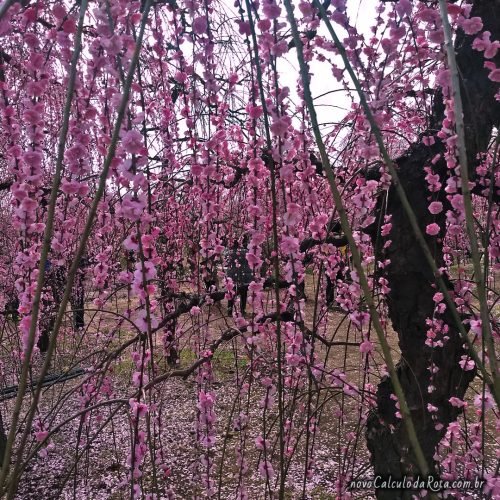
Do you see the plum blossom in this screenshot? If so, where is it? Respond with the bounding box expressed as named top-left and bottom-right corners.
top-left (283, 203), bottom-right (302, 226)
top-left (473, 31), bottom-right (500, 59)
top-left (122, 129), bottom-right (144, 154)
top-left (473, 391), bottom-right (495, 410)
top-left (426, 223), bottom-right (440, 236)
top-left (359, 340), bottom-right (374, 354)
top-left (270, 116), bottom-right (289, 137)
top-left (281, 235), bottom-right (299, 254)
top-left (449, 397), bottom-right (467, 408)
top-left (258, 460), bottom-right (275, 480)
top-left (120, 193), bottom-right (146, 221)
top-left (459, 355), bottom-right (475, 371)
top-left (262, 0), bottom-right (281, 20)
top-left (488, 68), bottom-right (500, 82)
top-left (458, 16), bottom-right (483, 35)
top-left (192, 16), bottom-right (208, 35)
top-left (247, 104), bottom-right (263, 119)
top-left (190, 305), bottom-right (201, 315)
top-left (428, 201), bottom-right (443, 214)
top-left (129, 399), bottom-right (149, 418)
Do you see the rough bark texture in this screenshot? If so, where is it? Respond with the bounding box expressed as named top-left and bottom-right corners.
top-left (0, 410), bottom-right (5, 467)
top-left (365, 2), bottom-right (500, 498)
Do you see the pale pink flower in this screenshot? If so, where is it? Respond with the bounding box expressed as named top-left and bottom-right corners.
top-left (192, 16), bottom-right (208, 35)
top-left (190, 305), bottom-right (201, 315)
top-left (270, 116), bottom-right (289, 137)
top-left (262, 0), bottom-right (281, 20)
top-left (280, 236), bottom-right (299, 254)
top-left (35, 430), bottom-right (49, 442)
top-left (283, 203), bottom-right (302, 226)
top-left (449, 397), bottom-right (467, 408)
top-left (359, 340), bottom-right (374, 354)
top-left (459, 16), bottom-right (483, 35)
top-left (122, 129), bottom-right (144, 154)
top-left (428, 201), bottom-right (443, 214)
top-left (488, 68), bottom-right (500, 82)
top-left (247, 105), bottom-right (263, 119)
top-left (474, 392), bottom-right (495, 410)
top-left (426, 223), bottom-right (440, 236)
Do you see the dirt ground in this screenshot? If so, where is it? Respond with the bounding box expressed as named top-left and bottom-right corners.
top-left (1, 273), bottom-right (496, 499)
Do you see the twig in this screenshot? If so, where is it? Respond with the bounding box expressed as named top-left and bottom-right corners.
top-left (0, 0), bottom-right (90, 488)
top-left (284, 0), bottom-right (432, 481)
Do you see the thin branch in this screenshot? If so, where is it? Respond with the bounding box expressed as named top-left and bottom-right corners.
top-left (0, 0), bottom-right (90, 487)
top-left (2, 2), bottom-right (153, 495)
top-left (285, 0), bottom-right (433, 480)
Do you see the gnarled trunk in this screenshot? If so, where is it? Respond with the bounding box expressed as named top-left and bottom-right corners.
top-left (365, 1), bottom-right (500, 498)
top-left (0, 410), bottom-right (5, 468)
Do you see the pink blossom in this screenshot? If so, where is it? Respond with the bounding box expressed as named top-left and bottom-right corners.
top-left (262, 0), bottom-right (281, 20)
top-left (53, 4), bottom-right (67, 19)
top-left (247, 105), bottom-right (263, 119)
top-left (473, 392), bottom-right (495, 410)
top-left (134, 261), bottom-right (157, 281)
top-left (190, 305), bottom-right (201, 315)
top-left (120, 194), bottom-right (146, 221)
top-left (192, 16), bottom-right (208, 35)
top-left (123, 234), bottom-right (139, 251)
top-left (258, 460), bottom-right (275, 479)
top-left (283, 203), bottom-right (302, 226)
top-left (132, 370), bottom-right (149, 387)
top-left (35, 430), bottom-right (49, 442)
top-left (21, 197), bottom-right (37, 212)
top-left (261, 377), bottom-right (274, 388)
top-left (422, 135), bottom-right (435, 146)
top-left (258, 19), bottom-right (271, 31)
top-left (395, 0), bottom-right (411, 17)
top-left (469, 319), bottom-right (482, 336)
top-left (488, 68), bottom-right (500, 82)
top-left (255, 435), bottom-right (266, 450)
top-left (427, 403), bottom-right (438, 413)
top-left (60, 179), bottom-right (81, 195)
top-left (459, 16), bottom-right (483, 35)
top-left (23, 150), bottom-right (43, 168)
top-left (298, 1), bottom-right (314, 17)
top-left (122, 129), bottom-right (144, 154)
top-left (473, 31), bottom-right (500, 59)
top-left (271, 40), bottom-right (288, 57)
top-left (197, 390), bottom-right (215, 409)
top-left (280, 236), bottom-right (299, 254)
top-left (129, 399), bottom-right (149, 418)
top-left (174, 71), bottom-right (188, 83)
top-left (359, 340), bottom-right (374, 354)
top-left (381, 222), bottom-right (392, 236)
top-left (447, 4), bottom-right (463, 16)
top-left (428, 201), bottom-right (443, 214)
top-left (65, 143), bottom-right (86, 162)
top-left (459, 355), bottom-right (475, 371)
top-left (237, 20), bottom-right (251, 36)
top-left (270, 117), bottom-right (289, 137)
top-left (449, 397), bottom-right (467, 408)
top-left (426, 223), bottom-right (440, 236)
top-left (23, 108), bottom-right (42, 125)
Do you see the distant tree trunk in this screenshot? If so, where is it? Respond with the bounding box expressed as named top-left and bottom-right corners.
top-left (365, 1), bottom-right (500, 498)
top-left (0, 410), bottom-right (6, 467)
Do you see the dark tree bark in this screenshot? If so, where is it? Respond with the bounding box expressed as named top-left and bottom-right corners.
top-left (365, 1), bottom-right (500, 498)
top-left (0, 410), bottom-right (5, 467)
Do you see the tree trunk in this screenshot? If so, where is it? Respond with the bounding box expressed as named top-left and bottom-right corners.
top-left (0, 409), bottom-right (6, 467)
top-left (365, 1), bottom-right (500, 498)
